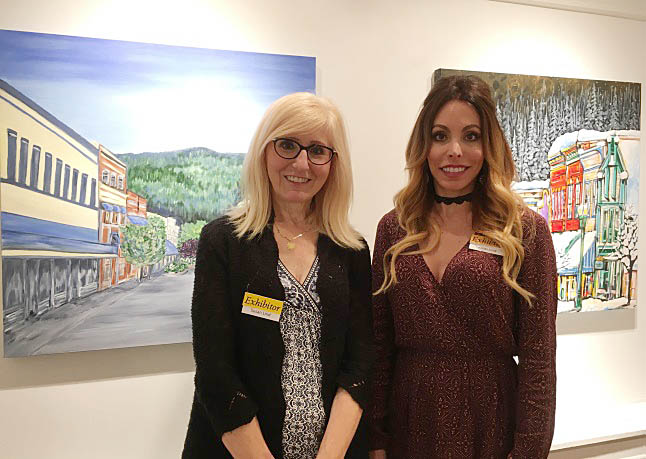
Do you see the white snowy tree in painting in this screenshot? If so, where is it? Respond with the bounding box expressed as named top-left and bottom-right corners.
top-left (614, 206), bottom-right (639, 306)
top-left (556, 246), bottom-right (572, 273)
top-left (609, 87), bottom-right (620, 128)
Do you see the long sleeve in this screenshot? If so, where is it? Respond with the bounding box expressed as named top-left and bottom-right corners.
top-left (369, 213), bottom-right (398, 450)
top-left (336, 244), bottom-right (375, 410)
top-left (191, 221), bottom-right (258, 437)
top-left (511, 213), bottom-right (558, 458)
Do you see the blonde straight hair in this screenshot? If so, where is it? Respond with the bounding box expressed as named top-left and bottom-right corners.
top-left (376, 76), bottom-right (535, 304)
top-left (228, 92), bottom-right (364, 250)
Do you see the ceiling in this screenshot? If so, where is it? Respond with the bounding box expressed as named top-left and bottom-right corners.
top-left (489, 0), bottom-right (646, 21)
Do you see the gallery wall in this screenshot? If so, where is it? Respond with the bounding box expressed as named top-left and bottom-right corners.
top-left (0, 0), bottom-right (644, 457)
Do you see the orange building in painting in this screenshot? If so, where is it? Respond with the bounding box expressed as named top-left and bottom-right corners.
top-left (97, 144), bottom-right (130, 290)
top-left (125, 190), bottom-right (150, 278)
top-left (126, 190), bottom-right (147, 219)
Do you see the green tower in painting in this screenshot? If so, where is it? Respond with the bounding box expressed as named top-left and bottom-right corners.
top-left (594, 137), bottom-right (627, 302)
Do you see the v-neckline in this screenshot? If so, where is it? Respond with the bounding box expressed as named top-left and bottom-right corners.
top-left (278, 255), bottom-right (319, 288)
top-left (417, 239), bottom-right (470, 286)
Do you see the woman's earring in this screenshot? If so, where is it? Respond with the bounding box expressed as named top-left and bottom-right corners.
top-left (478, 166), bottom-right (487, 186)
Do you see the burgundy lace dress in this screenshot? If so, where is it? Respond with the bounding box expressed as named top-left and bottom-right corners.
top-left (370, 209), bottom-right (557, 459)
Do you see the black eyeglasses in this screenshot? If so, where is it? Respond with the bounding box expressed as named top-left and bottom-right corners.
top-left (272, 138), bottom-right (336, 165)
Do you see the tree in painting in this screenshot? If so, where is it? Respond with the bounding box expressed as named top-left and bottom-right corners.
top-left (179, 239), bottom-right (199, 260)
top-left (121, 215), bottom-right (167, 280)
top-left (614, 206), bottom-right (639, 306)
top-left (178, 220), bottom-right (207, 246)
top-left (556, 246), bottom-right (572, 273)
top-left (120, 149), bottom-right (244, 223)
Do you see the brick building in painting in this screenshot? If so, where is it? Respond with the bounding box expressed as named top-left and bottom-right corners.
top-left (97, 144), bottom-right (135, 289)
top-left (126, 190), bottom-right (148, 222)
top-left (126, 190), bottom-right (149, 278)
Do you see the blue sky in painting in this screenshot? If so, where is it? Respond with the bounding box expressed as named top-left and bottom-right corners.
top-left (622, 137), bottom-right (639, 211)
top-left (0, 29), bottom-right (315, 154)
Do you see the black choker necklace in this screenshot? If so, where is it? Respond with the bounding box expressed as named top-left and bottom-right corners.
top-left (434, 192), bottom-right (473, 205)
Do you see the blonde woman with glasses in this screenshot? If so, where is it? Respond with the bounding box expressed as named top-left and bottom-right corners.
top-left (370, 76), bottom-right (557, 459)
top-left (183, 93), bottom-right (373, 459)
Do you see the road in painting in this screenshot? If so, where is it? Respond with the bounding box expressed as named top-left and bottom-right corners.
top-left (0, 29), bottom-right (315, 356)
top-left (7, 271), bottom-right (195, 357)
top-left (434, 69), bottom-right (641, 313)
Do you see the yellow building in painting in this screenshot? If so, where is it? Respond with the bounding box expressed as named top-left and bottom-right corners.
top-left (1, 79), bottom-right (116, 330)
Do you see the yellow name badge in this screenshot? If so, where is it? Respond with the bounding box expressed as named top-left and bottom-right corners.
top-left (469, 233), bottom-right (504, 256)
top-left (241, 292), bottom-right (284, 322)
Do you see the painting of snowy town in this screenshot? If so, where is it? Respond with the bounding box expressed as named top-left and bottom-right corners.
top-left (434, 69), bottom-right (641, 314)
top-left (0, 29), bottom-right (315, 356)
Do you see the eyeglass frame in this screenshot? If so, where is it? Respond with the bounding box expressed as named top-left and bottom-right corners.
top-left (271, 138), bottom-right (336, 165)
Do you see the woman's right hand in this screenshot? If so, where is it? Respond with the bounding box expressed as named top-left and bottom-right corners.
top-left (369, 450), bottom-right (387, 459)
top-left (221, 417), bottom-right (274, 459)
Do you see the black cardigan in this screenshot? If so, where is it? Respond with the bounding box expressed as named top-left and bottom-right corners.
top-left (182, 216), bottom-right (374, 458)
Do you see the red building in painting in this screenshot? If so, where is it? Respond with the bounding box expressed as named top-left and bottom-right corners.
top-left (125, 190), bottom-right (149, 278)
top-left (564, 145), bottom-right (583, 231)
top-left (126, 190), bottom-right (147, 219)
top-left (548, 149), bottom-right (567, 233)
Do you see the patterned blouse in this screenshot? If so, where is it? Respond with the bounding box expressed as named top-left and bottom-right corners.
top-left (277, 257), bottom-right (326, 459)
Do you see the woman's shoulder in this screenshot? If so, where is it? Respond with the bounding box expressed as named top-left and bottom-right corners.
top-left (377, 208), bottom-right (400, 233)
top-left (325, 232), bottom-right (370, 262)
top-left (375, 208), bottom-right (407, 242)
top-left (201, 214), bottom-right (238, 243)
top-left (520, 207), bottom-right (553, 250)
top-left (520, 207), bottom-right (549, 232)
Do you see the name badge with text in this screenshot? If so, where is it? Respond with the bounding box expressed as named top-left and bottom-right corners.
top-left (469, 233), bottom-right (504, 256)
top-left (241, 292), bottom-right (284, 322)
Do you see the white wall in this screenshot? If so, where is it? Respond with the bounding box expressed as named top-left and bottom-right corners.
top-left (0, 0), bottom-right (645, 457)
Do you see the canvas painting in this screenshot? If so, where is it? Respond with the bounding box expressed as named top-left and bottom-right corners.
top-left (434, 69), bottom-right (641, 314)
top-left (1, 29), bottom-right (315, 356)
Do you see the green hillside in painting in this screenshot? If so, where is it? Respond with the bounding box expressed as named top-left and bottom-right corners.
top-left (117, 147), bottom-right (244, 224)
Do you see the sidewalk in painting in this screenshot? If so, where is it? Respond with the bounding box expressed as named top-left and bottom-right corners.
top-left (558, 297), bottom-right (636, 314)
top-left (4, 270), bottom-right (193, 357)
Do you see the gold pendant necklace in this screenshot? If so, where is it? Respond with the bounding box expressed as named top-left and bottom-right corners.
top-left (274, 224), bottom-right (313, 250)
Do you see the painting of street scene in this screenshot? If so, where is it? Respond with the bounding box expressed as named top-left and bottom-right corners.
top-left (0, 29), bottom-right (315, 356)
top-left (434, 69), bottom-right (641, 314)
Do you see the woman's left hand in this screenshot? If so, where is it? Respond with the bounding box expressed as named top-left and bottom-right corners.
top-left (315, 388), bottom-right (362, 459)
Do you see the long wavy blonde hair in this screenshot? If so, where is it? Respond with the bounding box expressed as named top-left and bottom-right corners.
top-left (376, 75), bottom-right (535, 304)
top-left (228, 92), bottom-right (364, 250)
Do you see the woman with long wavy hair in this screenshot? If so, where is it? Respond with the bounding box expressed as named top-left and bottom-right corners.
top-left (369, 76), bottom-right (557, 459)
